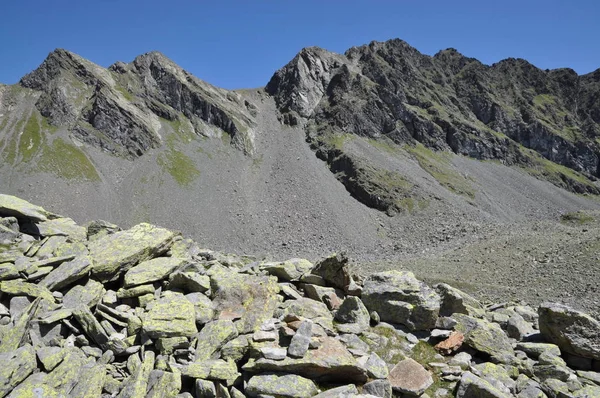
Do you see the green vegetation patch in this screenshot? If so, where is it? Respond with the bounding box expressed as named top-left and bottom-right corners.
top-left (39, 138), bottom-right (100, 181)
top-left (19, 113), bottom-right (43, 162)
top-left (115, 85), bottom-right (134, 102)
top-left (560, 211), bottom-right (595, 225)
top-left (157, 149), bottom-right (201, 187)
top-left (406, 143), bottom-right (475, 198)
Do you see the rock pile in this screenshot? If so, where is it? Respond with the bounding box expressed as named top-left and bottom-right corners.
top-left (0, 193), bottom-right (599, 398)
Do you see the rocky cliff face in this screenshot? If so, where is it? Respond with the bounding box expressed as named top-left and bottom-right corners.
top-left (17, 49), bottom-right (256, 158)
top-left (266, 39), bottom-right (600, 212)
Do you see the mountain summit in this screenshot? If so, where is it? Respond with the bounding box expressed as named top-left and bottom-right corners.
top-left (1, 39), bottom-right (599, 263)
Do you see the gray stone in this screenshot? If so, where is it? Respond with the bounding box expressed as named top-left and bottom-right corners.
top-left (453, 313), bottom-right (514, 357)
top-left (313, 384), bottom-right (358, 397)
top-left (195, 379), bottom-right (216, 398)
top-left (334, 296), bottom-right (370, 334)
top-left (362, 271), bottom-right (440, 331)
top-left (261, 258), bottom-right (313, 281)
top-left (456, 371), bottom-right (512, 398)
top-left (0, 345), bottom-right (37, 397)
top-left (169, 271), bottom-right (210, 293)
top-left (210, 270), bottom-right (279, 334)
top-left (88, 222), bottom-right (178, 282)
top-left (142, 292), bottom-right (198, 338)
top-left (246, 373), bottom-right (318, 398)
top-left (389, 358), bottom-right (433, 396)
top-left (194, 320), bottom-right (238, 361)
top-left (185, 292), bottom-right (214, 325)
top-left (39, 256), bottom-right (92, 291)
top-left (364, 352), bottom-right (389, 379)
top-left (288, 319), bottom-right (313, 358)
top-left (0, 194), bottom-right (58, 222)
top-left (123, 257), bottom-right (185, 287)
top-left (363, 379), bottom-right (393, 398)
top-left (538, 303), bottom-right (600, 361)
top-left (507, 314), bottom-right (536, 341)
top-left (261, 347), bottom-right (287, 360)
top-left (436, 283), bottom-right (485, 317)
top-left (516, 343), bottom-right (562, 359)
top-left (310, 252), bottom-right (352, 292)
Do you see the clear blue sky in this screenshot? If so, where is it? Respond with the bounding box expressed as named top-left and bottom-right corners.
top-left (1, 0), bottom-right (599, 89)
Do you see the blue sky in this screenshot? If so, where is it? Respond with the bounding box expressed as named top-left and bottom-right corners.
top-left (1, 0), bottom-right (599, 89)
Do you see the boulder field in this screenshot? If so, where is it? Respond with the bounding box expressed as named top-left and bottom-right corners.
top-left (0, 193), bottom-right (599, 398)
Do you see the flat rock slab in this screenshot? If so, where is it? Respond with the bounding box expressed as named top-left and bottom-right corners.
top-left (39, 256), bottom-right (92, 291)
top-left (538, 302), bottom-right (600, 360)
top-left (89, 223), bottom-right (178, 282)
top-left (0, 345), bottom-right (36, 397)
top-left (389, 358), bottom-right (433, 396)
top-left (0, 194), bottom-right (59, 222)
top-left (142, 292), bottom-right (197, 338)
top-left (243, 336), bottom-right (367, 383)
top-left (456, 371), bottom-right (512, 398)
top-left (123, 257), bottom-right (185, 287)
top-left (246, 373), bottom-right (318, 398)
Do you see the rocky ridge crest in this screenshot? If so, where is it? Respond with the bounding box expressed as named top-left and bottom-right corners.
top-left (0, 194), bottom-right (599, 397)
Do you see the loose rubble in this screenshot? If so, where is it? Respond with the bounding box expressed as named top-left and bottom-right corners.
top-left (0, 193), bottom-right (599, 398)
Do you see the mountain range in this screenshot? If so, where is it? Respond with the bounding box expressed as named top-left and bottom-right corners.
top-left (1, 39), bottom-right (600, 307)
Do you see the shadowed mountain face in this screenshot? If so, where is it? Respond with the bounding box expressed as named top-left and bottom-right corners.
top-left (1, 39), bottom-right (600, 264)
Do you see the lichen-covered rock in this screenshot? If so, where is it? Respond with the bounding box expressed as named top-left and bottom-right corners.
top-left (89, 222), bottom-right (178, 281)
top-left (538, 302), bottom-right (600, 360)
top-left (194, 319), bottom-right (238, 361)
top-left (0, 345), bottom-right (37, 397)
top-left (363, 379), bottom-right (393, 398)
top-left (117, 351), bottom-right (155, 398)
top-left (362, 271), bottom-right (440, 331)
top-left (243, 336), bottom-right (367, 382)
top-left (313, 384), bottom-right (358, 397)
top-left (334, 296), bottom-right (370, 334)
top-left (457, 371), bottom-right (512, 398)
top-left (0, 194), bottom-right (59, 222)
top-left (146, 370), bottom-right (182, 398)
top-left (276, 297), bottom-right (334, 332)
top-left (123, 257), bottom-right (185, 287)
top-left (310, 252), bottom-right (352, 292)
top-left (436, 283), bottom-right (485, 317)
top-left (8, 348), bottom-right (90, 397)
top-left (288, 319), bottom-right (312, 358)
top-left (261, 258), bottom-right (313, 281)
top-left (211, 271), bottom-right (280, 334)
top-left (39, 255), bottom-right (92, 291)
top-left (246, 373), bottom-right (318, 398)
top-left (453, 313), bottom-right (514, 358)
top-left (142, 292), bottom-right (197, 338)
top-left (62, 278), bottom-right (104, 309)
top-left (388, 358), bottom-right (433, 396)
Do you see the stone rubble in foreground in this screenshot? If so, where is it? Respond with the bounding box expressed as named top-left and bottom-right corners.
top-left (0, 193), bottom-right (599, 398)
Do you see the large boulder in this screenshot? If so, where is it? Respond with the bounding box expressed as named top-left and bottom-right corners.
top-left (538, 302), bottom-right (600, 360)
top-left (334, 296), bottom-right (370, 334)
top-left (456, 371), bottom-right (512, 398)
top-left (453, 314), bottom-right (514, 358)
top-left (0, 345), bottom-right (37, 397)
top-left (123, 257), bottom-right (185, 287)
top-left (436, 283), bottom-right (485, 317)
top-left (362, 271), bottom-right (440, 331)
top-left (210, 269), bottom-right (280, 334)
top-left (243, 337), bottom-right (367, 383)
top-left (88, 223), bottom-right (178, 282)
top-left (0, 194), bottom-right (59, 222)
top-left (389, 358), bottom-right (433, 396)
top-left (142, 292), bottom-right (198, 338)
top-left (246, 373), bottom-right (318, 398)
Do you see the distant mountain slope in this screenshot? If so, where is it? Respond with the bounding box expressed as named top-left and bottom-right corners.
top-left (266, 40), bottom-right (600, 213)
top-left (0, 40), bottom-right (599, 261)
